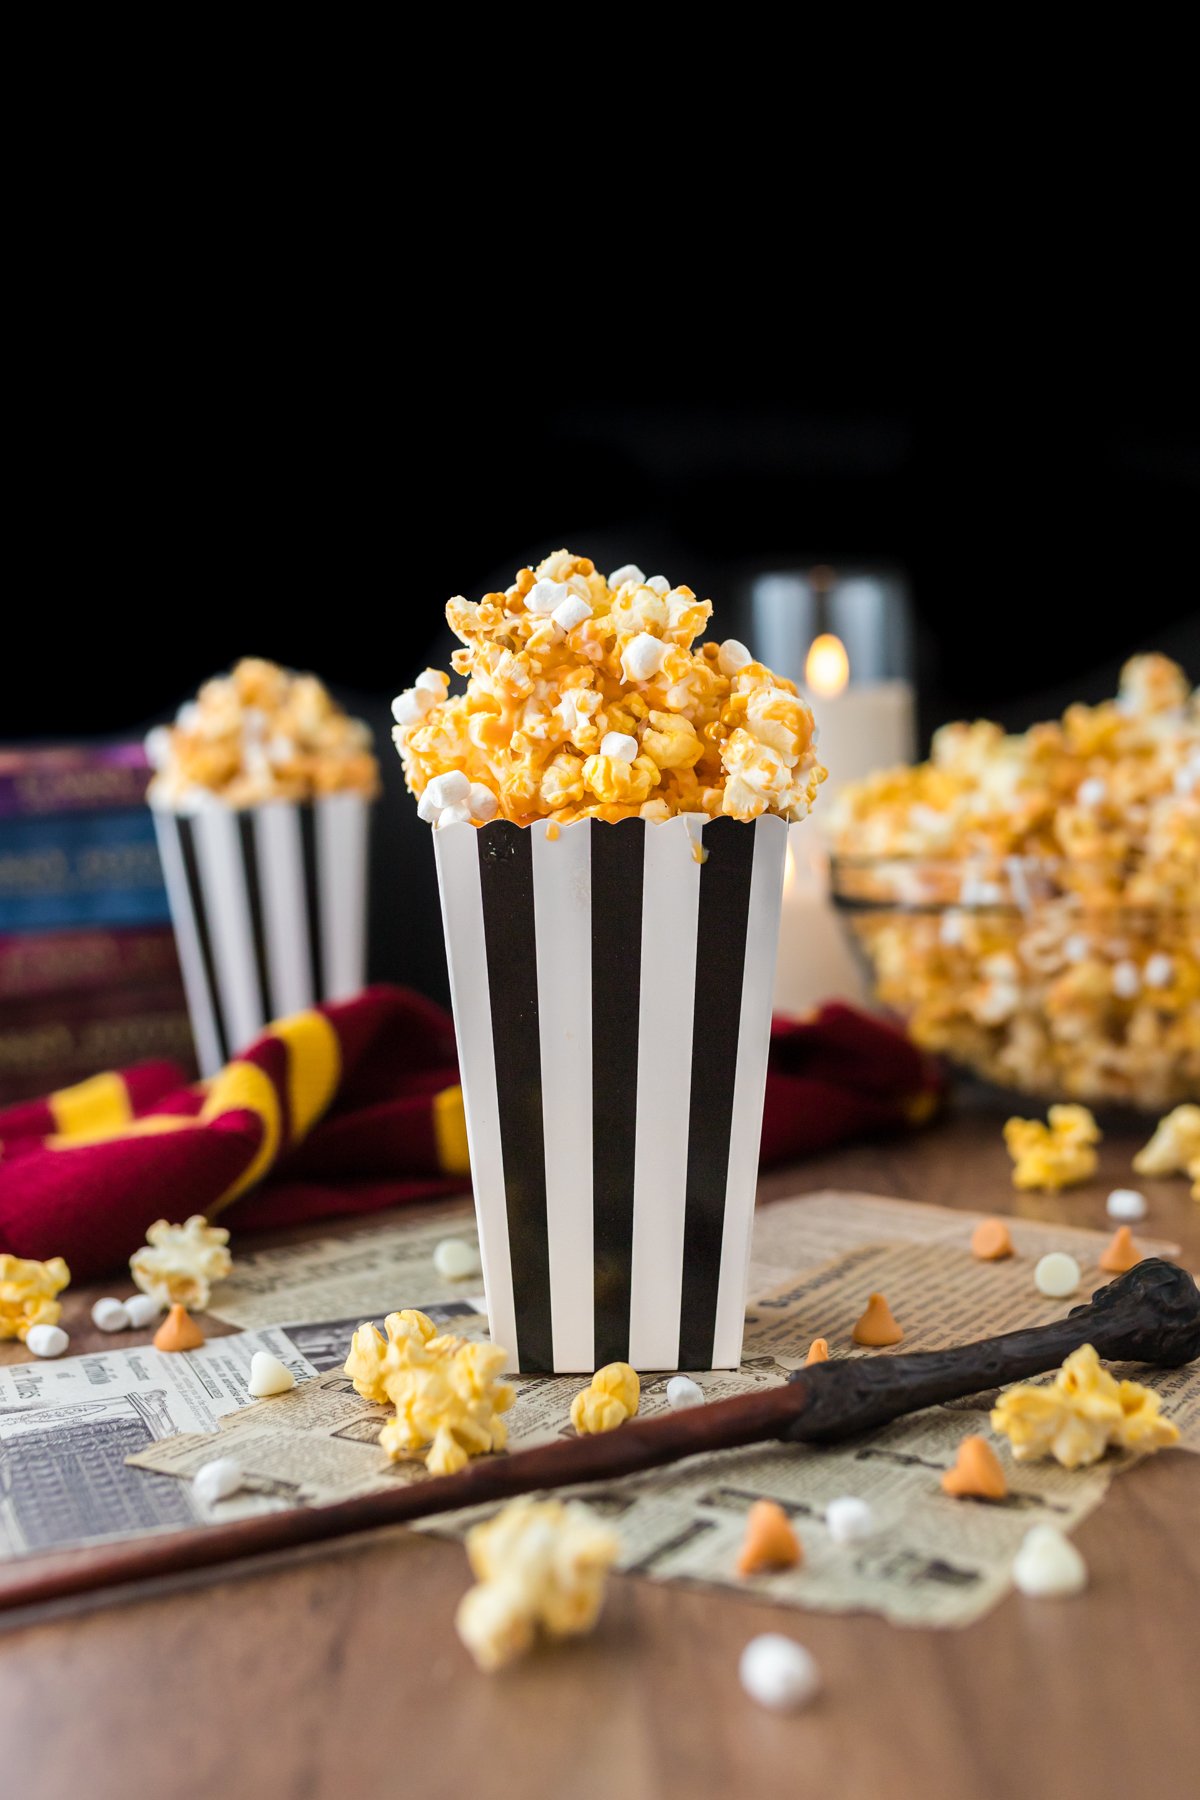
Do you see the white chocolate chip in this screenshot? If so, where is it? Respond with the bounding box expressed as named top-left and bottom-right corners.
top-left (192, 1457), bottom-right (244, 1507)
top-left (91, 1298), bottom-right (131, 1332)
top-left (1144, 953), bottom-right (1173, 989)
top-left (247, 1351), bottom-right (296, 1398)
top-left (551, 594), bottom-right (592, 633)
top-left (718, 638), bottom-right (752, 677)
top-left (1012, 1525), bottom-right (1087, 1598)
top-left (526, 578), bottom-right (567, 615)
top-left (620, 633), bottom-right (668, 684)
top-left (1106, 1188), bottom-right (1148, 1222)
top-left (1111, 960), bottom-right (1140, 999)
top-left (666, 1376), bottom-right (704, 1410)
top-left (1034, 1252), bottom-right (1081, 1299)
top-left (739, 1635), bottom-right (821, 1711)
top-left (425, 771), bottom-right (470, 809)
top-left (608, 563), bottom-right (646, 588)
top-left (824, 1496), bottom-right (876, 1543)
top-left (600, 732), bottom-right (639, 764)
top-left (467, 783), bottom-right (499, 823)
top-left (124, 1292), bottom-right (165, 1329)
top-left (434, 1237), bottom-right (482, 1281)
top-left (26, 1324), bottom-right (69, 1359)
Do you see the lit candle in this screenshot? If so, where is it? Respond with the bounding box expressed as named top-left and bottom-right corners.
top-left (803, 633), bottom-right (915, 793)
top-left (773, 632), bottom-right (915, 1015)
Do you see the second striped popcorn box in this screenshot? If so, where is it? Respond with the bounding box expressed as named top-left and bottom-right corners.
top-left (152, 794), bottom-right (372, 1076)
top-left (435, 812), bottom-right (788, 1374)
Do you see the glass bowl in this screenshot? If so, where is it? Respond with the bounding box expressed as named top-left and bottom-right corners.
top-left (829, 852), bottom-right (1200, 1111)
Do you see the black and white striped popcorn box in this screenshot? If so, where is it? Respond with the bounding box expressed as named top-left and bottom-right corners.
top-left (434, 812), bottom-right (788, 1374)
top-left (152, 795), bottom-right (371, 1076)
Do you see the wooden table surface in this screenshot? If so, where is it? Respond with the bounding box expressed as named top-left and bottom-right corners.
top-left (3, 1093), bottom-right (1198, 1800)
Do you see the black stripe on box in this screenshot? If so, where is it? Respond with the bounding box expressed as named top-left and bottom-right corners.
top-left (299, 805), bottom-right (325, 1002)
top-left (678, 816), bottom-right (756, 1369)
top-left (477, 823), bottom-right (554, 1372)
top-left (175, 814), bottom-right (230, 1067)
top-left (238, 812), bottom-right (272, 1023)
top-left (590, 818), bottom-right (646, 1366)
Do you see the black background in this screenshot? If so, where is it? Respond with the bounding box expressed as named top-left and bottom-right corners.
top-left (11, 394), bottom-right (1198, 1003)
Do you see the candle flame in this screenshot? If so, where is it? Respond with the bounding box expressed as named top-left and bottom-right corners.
top-left (805, 633), bottom-right (850, 698)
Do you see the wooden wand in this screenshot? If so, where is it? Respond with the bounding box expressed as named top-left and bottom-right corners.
top-left (3, 1258), bottom-right (1196, 1616)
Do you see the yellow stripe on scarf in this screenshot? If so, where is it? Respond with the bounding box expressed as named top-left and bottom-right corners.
top-left (49, 1072), bottom-right (133, 1140)
top-left (433, 1083), bottom-right (470, 1178)
top-left (203, 1061), bottom-right (282, 1215)
top-left (205, 1008), bottom-right (339, 1215)
top-left (270, 1009), bottom-right (341, 1142)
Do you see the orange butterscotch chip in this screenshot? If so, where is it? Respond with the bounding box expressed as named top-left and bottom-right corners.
top-left (971, 1218), bottom-right (1015, 1261)
top-left (1098, 1225), bottom-right (1144, 1274)
top-left (737, 1501), bottom-right (802, 1576)
top-left (941, 1435), bottom-right (1008, 1500)
top-left (805, 1337), bottom-right (830, 1366)
top-left (154, 1304), bottom-right (206, 1352)
top-left (851, 1293), bottom-right (904, 1347)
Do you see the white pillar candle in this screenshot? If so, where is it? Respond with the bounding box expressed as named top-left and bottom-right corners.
top-left (807, 679), bottom-right (916, 793)
top-left (772, 826), bottom-right (868, 1016)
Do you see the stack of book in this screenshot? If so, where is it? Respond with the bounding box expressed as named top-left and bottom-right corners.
top-left (0, 745), bottom-right (194, 1103)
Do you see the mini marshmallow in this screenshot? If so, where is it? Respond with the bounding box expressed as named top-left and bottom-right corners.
top-left (144, 726), bottom-right (171, 770)
top-left (525, 578), bottom-right (566, 615)
top-left (718, 638), bottom-right (752, 677)
top-left (433, 1237), bottom-right (482, 1281)
top-left (417, 789), bottom-right (442, 823)
top-left (939, 911), bottom-right (968, 947)
top-left (645, 575), bottom-right (671, 595)
top-left (1034, 1252), bottom-right (1081, 1299)
top-left (739, 1635), bottom-right (821, 1712)
top-left (620, 633), bottom-right (669, 684)
top-left (1106, 1188), bottom-right (1148, 1222)
top-left (124, 1292), bottom-right (165, 1329)
top-left (1063, 933), bottom-right (1090, 964)
top-left (1111, 960), bottom-right (1141, 999)
top-left (435, 803), bottom-right (473, 827)
top-left (247, 1351), bottom-right (296, 1398)
top-left (666, 1376), bottom-right (704, 1410)
top-left (92, 1298), bottom-right (131, 1332)
top-left (467, 783), bottom-right (499, 823)
top-left (600, 732), bottom-right (639, 763)
top-left (26, 1323), bottom-right (69, 1359)
top-left (551, 594), bottom-right (592, 633)
top-left (414, 670), bottom-right (445, 696)
top-left (193, 1457), bottom-right (244, 1507)
top-left (1012, 1525), bottom-right (1087, 1598)
top-left (1076, 777), bottom-right (1107, 807)
top-left (824, 1496), bottom-right (876, 1543)
top-left (608, 563), bottom-right (646, 588)
top-left (425, 771), bottom-right (471, 809)
top-left (1144, 953), bottom-right (1173, 989)
top-left (392, 687), bottom-right (436, 726)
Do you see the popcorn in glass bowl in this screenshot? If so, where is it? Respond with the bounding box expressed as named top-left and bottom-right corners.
top-left (828, 655), bottom-right (1200, 1110)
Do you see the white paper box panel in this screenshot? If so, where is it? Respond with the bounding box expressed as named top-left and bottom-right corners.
top-left (153, 793), bottom-right (371, 1077)
top-left (434, 813), bottom-right (788, 1374)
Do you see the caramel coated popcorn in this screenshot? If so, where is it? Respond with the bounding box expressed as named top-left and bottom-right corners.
top-left (455, 1498), bottom-right (621, 1671)
top-left (344, 1309), bottom-right (514, 1476)
top-left (0, 1253), bottom-right (70, 1343)
top-left (1003, 1105), bottom-right (1100, 1192)
top-left (991, 1343), bottom-right (1179, 1469)
top-left (147, 657), bottom-right (379, 809)
top-left (392, 552), bottom-right (825, 825)
top-left (130, 1216), bottom-right (233, 1310)
top-left (570, 1361), bottom-right (641, 1434)
top-left (830, 656), bottom-right (1200, 1107)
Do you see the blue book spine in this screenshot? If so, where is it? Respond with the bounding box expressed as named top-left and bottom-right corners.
top-left (0, 809), bottom-right (171, 930)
